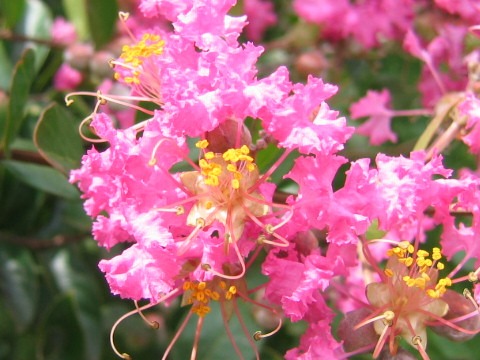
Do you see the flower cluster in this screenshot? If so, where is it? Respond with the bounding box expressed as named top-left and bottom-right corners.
top-left (68, 1), bottom-right (480, 359)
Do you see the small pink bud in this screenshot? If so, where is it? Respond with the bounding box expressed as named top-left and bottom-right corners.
top-left (64, 43), bottom-right (94, 70)
top-left (337, 308), bottom-right (378, 352)
top-left (295, 51), bottom-right (327, 77)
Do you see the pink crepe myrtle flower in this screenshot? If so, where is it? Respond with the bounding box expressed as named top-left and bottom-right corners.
top-left (350, 89), bottom-right (397, 145)
top-left (53, 63), bottom-right (83, 91)
top-left (435, 0), bottom-right (480, 23)
top-left (51, 17), bottom-right (77, 45)
top-left (68, 2), bottom-right (354, 358)
top-left (459, 93), bottom-right (480, 153)
top-left (243, 0), bottom-right (277, 42)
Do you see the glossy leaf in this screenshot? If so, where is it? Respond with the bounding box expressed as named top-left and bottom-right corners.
top-left (85, 0), bottom-right (118, 48)
top-left (13, 0), bottom-right (52, 71)
top-left (1, 48), bottom-right (35, 155)
top-left (2, 160), bottom-right (79, 199)
top-left (34, 103), bottom-right (84, 174)
top-left (0, 242), bottom-right (39, 332)
top-left (0, 0), bottom-right (26, 28)
top-left (62, 0), bottom-right (89, 40)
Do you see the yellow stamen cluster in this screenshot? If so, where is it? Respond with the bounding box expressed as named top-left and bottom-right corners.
top-left (114, 33), bottom-right (164, 84)
top-left (195, 141), bottom-right (256, 189)
top-left (183, 281), bottom-right (220, 317)
top-left (386, 243), bottom-right (450, 299)
top-left (183, 281), bottom-right (238, 317)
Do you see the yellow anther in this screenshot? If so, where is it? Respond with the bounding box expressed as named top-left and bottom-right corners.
top-left (405, 257), bottom-right (413, 267)
top-left (234, 171), bottom-right (242, 180)
top-left (211, 291), bottom-right (220, 301)
top-left (148, 158), bottom-right (157, 166)
top-left (220, 281), bottom-right (227, 290)
top-left (407, 245), bottom-right (414, 254)
top-left (445, 277), bottom-right (452, 286)
top-left (196, 217), bottom-right (206, 228)
top-left (232, 179), bottom-right (240, 189)
top-left (406, 279), bottom-right (415, 287)
top-left (227, 164), bottom-right (237, 172)
top-left (421, 273), bottom-right (431, 281)
top-left (205, 152), bottom-right (214, 160)
top-left (211, 167), bottom-right (221, 176)
top-left (403, 275), bottom-right (411, 282)
top-left (240, 145), bottom-right (250, 154)
top-left (205, 201), bottom-right (213, 210)
top-left (417, 250), bottom-right (429, 257)
top-left (386, 249), bottom-right (394, 257)
top-left (468, 272), bottom-right (479, 283)
top-left (229, 286), bottom-right (237, 294)
top-left (432, 252), bottom-right (442, 260)
top-left (436, 262), bottom-right (445, 270)
top-left (265, 224), bottom-right (274, 234)
top-left (425, 259), bottom-right (433, 267)
top-left (114, 72), bottom-right (120, 80)
top-left (427, 289), bottom-right (439, 298)
top-left (415, 278), bottom-right (426, 289)
top-left (416, 257), bottom-right (425, 267)
top-left (183, 281), bottom-right (192, 290)
top-left (198, 282), bottom-right (206, 290)
top-left (196, 140), bottom-right (209, 149)
top-left (196, 292), bottom-right (205, 301)
top-left (393, 247), bottom-right (402, 254)
top-left (225, 292), bottom-right (233, 300)
top-left (208, 175), bottom-right (219, 186)
top-left (385, 269), bottom-right (393, 277)
top-left (384, 310), bottom-right (395, 324)
top-left (199, 159), bottom-right (208, 168)
top-left (247, 163), bottom-right (255, 172)
top-left (433, 247), bottom-right (441, 253)
top-left (176, 206), bottom-right (185, 215)
top-left (412, 336), bottom-right (422, 346)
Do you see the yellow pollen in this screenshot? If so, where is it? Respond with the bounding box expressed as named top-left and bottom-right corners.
top-left (198, 282), bottom-right (206, 290)
top-left (220, 281), bottom-right (227, 290)
top-left (205, 152), bottom-right (214, 160)
top-left (432, 252), bottom-right (442, 260)
top-left (247, 163), bottom-right (255, 172)
top-left (227, 164), bottom-right (237, 172)
top-left (240, 145), bottom-right (250, 154)
top-left (196, 140), bottom-right (209, 149)
top-left (232, 179), bottom-right (240, 189)
top-left (205, 201), bottom-right (213, 210)
top-left (385, 269), bottom-right (393, 277)
top-left (417, 250), bottom-right (429, 257)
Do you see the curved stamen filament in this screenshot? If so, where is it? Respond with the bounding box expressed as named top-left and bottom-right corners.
top-left (110, 288), bottom-right (179, 360)
top-left (205, 231), bottom-right (246, 280)
top-left (134, 300), bottom-right (159, 329)
top-left (190, 316), bottom-right (204, 360)
top-left (362, 238), bottom-right (387, 281)
top-left (240, 204), bottom-right (289, 247)
top-left (236, 291), bottom-right (282, 340)
top-left (220, 300), bottom-right (244, 360)
top-left (66, 92), bottom-right (157, 115)
top-left (161, 310), bottom-right (194, 360)
top-left (417, 309), bottom-right (480, 335)
top-left (149, 138), bottom-right (201, 172)
top-left (78, 100), bottom-right (108, 143)
top-left (406, 319), bottom-right (430, 360)
top-left (245, 245), bottom-right (263, 271)
top-left (118, 12), bottom-right (136, 41)
top-left (152, 194), bottom-right (210, 214)
top-left (233, 299), bottom-right (260, 360)
top-left (178, 217), bottom-right (208, 255)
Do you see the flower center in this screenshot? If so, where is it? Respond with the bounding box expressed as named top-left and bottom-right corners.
top-left (182, 280), bottom-right (237, 317)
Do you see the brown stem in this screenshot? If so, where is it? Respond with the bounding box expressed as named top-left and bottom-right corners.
top-left (0, 149), bottom-right (51, 166)
top-left (0, 232), bottom-right (87, 249)
top-left (0, 29), bottom-right (62, 48)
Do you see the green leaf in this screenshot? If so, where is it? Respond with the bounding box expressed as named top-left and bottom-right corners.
top-left (0, 43), bottom-right (14, 91)
top-left (2, 160), bottom-right (79, 199)
top-left (0, 242), bottom-right (39, 332)
top-left (13, 0), bottom-right (52, 71)
top-left (48, 248), bottom-right (103, 360)
top-left (62, 0), bottom-right (89, 41)
top-left (1, 48), bottom-right (35, 155)
top-left (0, 0), bottom-right (26, 28)
top-left (39, 294), bottom-right (86, 360)
top-left (85, 0), bottom-right (119, 48)
top-left (34, 103), bottom-right (84, 174)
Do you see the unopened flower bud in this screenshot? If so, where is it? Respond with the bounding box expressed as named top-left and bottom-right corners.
top-left (205, 117), bottom-right (252, 153)
top-left (295, 51), bottom-right (327, 77)
top-left (337, 308), bottom-right (379, 352)
top-left (64, 43), bottom-right (95, 70)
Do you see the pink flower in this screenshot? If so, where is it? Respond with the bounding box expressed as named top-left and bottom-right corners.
top-left (53, 64), bottom-right (82, 91)
top-left (51, 17), bottom-right (77, 45)
top-left (350, 89), bottom-right (397, 145)
top-left (243, 0), bottom-right (277, 42)
top-left (460, 93), bottom-right (480, 153)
